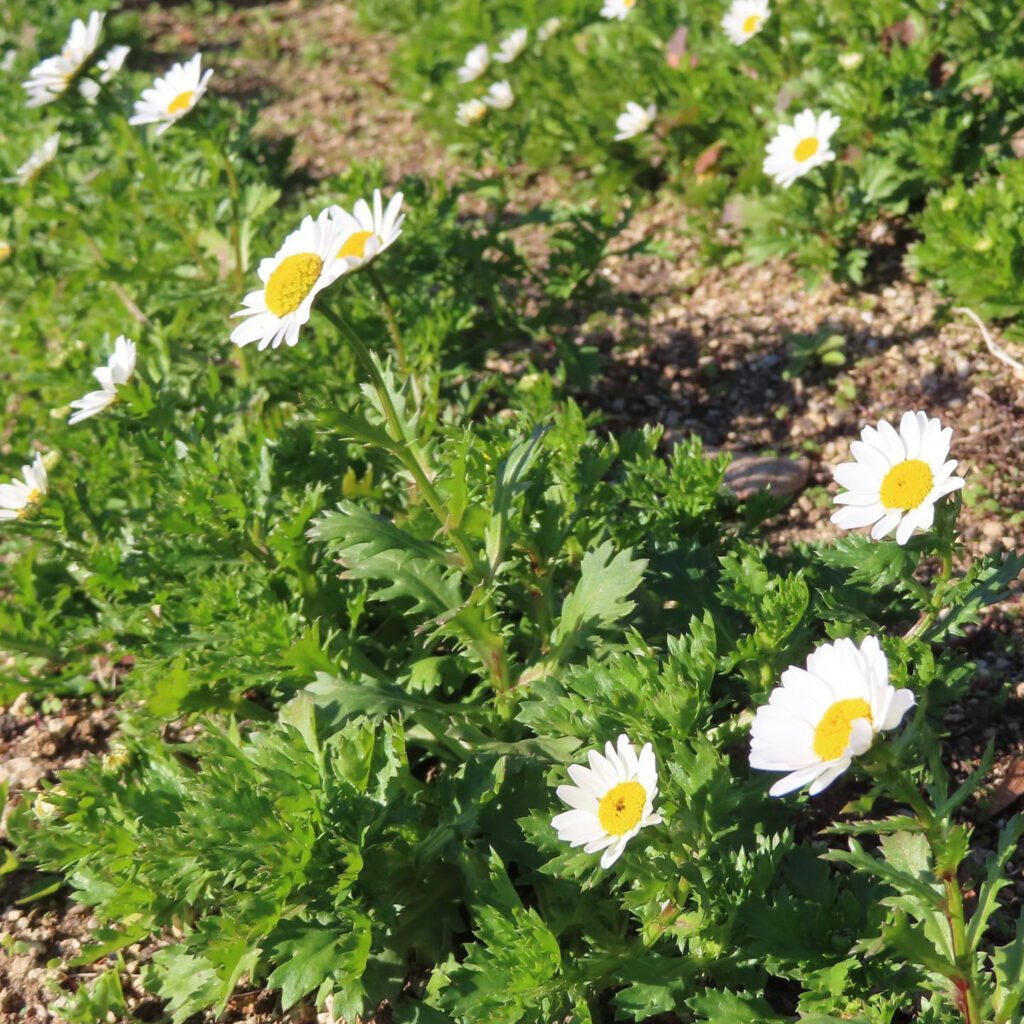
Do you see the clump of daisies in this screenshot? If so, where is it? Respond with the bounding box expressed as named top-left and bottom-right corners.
top-left (722, 0), bottom-right (771, 45)
top-left (750, 636), bottom-right (915, 796)
top-left (552, 733), bottom-right (662, 868)
top-left (763, 109), bottom-right (840, 188)
top-left (22, 10), bottom-right (104, 107)
top-left (68, 335), bottom-right (137, 424)
top-left (0, 454), bottom-right (48, 522)
top-left (5, 134), bottom-right (60, 186)
top-left (129, 53), bottom-right (213, 136)
top-left (456, 43), bottom-right (489, 84)
top-left (614, 101), bottom-right (656, 141)
top-left (831, 411), bottom-right (965, 545)
top-left (601, 0), bottom-right (638, 20)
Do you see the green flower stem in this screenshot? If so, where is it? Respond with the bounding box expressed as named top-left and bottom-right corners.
top-left (944, 871), bottom-right (981, 1024)
top-left (365, 266), bottom-right (409, 375)
top-left (219, 146), bottom-right (244, 297)
top-left (904, 546), bottom-right (954, 639)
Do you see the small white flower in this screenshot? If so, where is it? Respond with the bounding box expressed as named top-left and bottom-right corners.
top-left (601, 0), bottom-right (638, 20)
top-left (326, 188), bottom-right (405, 271)
top-left (78, 77), bottom-right (100, 103)
top-left (750, 636), bottom-right (915, 797)
top-left (1, 49), bottom-right (18, 73)
top-left (538, 17), bottom-right (563, 41)
top-left (763, 108), bottom-right (841, 188)
top-left (494, 28), bottom-right (527, 64)
top-left (5, 133), bottom-right (60, 186)
top-left (456, 43), bottom-right (489, 83)
top-left (483, 80), bottom-right (515, 109)
top-left (0, 454), bottom-right (48, 521)
top-left (552, 733), bottom-right (663, 869)
top-left (231, 209), bottom-right (353, 351)
top-left (614, 101), bottom-right (656, 141)
top-left (22, 10), bottom-right (104, 107)
top-left (830, 411), bottom-right (965, 545)
top-left (721, 0), bottom-right (771, 45)
top-left (129, 53), bottom-right (212, 136)
top-left (455, 97), bottom-right (488, 126)
top-left (68, 335), bottom-right (137, 424)
top-left (838, 51), bottom-right (864, 72)
top-left (96, 44), bottom-right (130, 84)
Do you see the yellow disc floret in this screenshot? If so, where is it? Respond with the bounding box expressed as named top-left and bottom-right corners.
top-left (597, 780), bottom-right (647, 836)
top-left (338, 231), bottom-right (374, 260)
top-left (879, 459), bottom-right (933, 511)
top-left (813, 698), bottom-right (872, 760)
top-left (742, 14), bottom-right (761, 33)
top-left (265, 253), bottom-right (324, 317)
top-left (167, 90), bottom-right (195, 114)
top-left (793, 136), bottom-right (819, 162)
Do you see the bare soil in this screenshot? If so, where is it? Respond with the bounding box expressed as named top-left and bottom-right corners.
top-left (2, 1), bottom-right (1022, 1021)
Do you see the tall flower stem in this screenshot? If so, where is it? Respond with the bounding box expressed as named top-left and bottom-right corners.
top-left (944, 871), bottom-right (981, 1024)
top-left (219, 145), bottom-right (244, 297)
top-left (366, 266), bottom-right (409, 374)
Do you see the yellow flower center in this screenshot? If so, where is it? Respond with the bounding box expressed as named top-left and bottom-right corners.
top-left (793, 136), bottom-right (819, 162)
top-left (167, 90), bottom-right (195, 115)
top-left (624, 0), bottom-right (636, 6)
top-left (265, 253), bottom-right (324, 317)
top-left (597, 780), bottom-right (647, 836)
top-left (338, 231), bottom-right (375, 261)
top-left (879, 459), bottom-right (933, 511)
top-left (813, 698), bottom-right (872, 760)
top-left (18, 489), bottom-right (41, 519)
top-left (742, 14), bottom-right (761, 33)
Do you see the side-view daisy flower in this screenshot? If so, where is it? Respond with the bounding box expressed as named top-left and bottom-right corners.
top-left (129, 53), bottom-right (213, 136)
top-left (456, 43), bottom-right (489, 83)
top-left (326, 189), bottom-right (405, 271)
top-left (0, 454), bottom-right (48, 521)
top-left (552, 733), bottom-right (663, 869)
top-left (231, 209), bottom-right (352, 351)
top-left (538, 17), bottom-right (563, 41)
top-left (483, 80), bottom-right (515, 109)
top-left (614, 101), bottom-right (656, 141)
top-left (5, 134), bottom-right (60, 185)
top-left (494, 28), bottom-right (527, 63)
top-left (68, 335), bottom-right (136, 424)
top-left (722, 0), bottom-right (771, 45)
top-left (831, 411), bottom-right (965, 545)
top-left (22, 10), bottom-right (104, 107)
top-left (96, 44), bottom-right (130, 84)
top-left (455, 97), bottom-right (488, 126)
top-left (601, 0), bottom-right (638, 20)
top-left (750, 636), bottom-right (915, 797)
top-left (763, 108), bottom-right (840, 188)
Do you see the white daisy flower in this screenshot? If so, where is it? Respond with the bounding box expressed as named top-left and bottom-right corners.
top-left (128, 53), bottom-right (213, 136)
top-left (483, 80), bottom-right (515, 109)
top-left (5, 133), bottom-right (60, 186)
top-left (494, 28), bottom-right (527, 64)
top-left (455, 97), bottom-right (488, 126)
top-left (326, 189), bottom-right (405, 271)
top-left (22, 10), bottom-right (104, 107)
top-left (614, 101), bottom-right (656, 141)
top-left (2, 49), bottom-right (18, 73)
top-left (763, 108), bottom-right (841, 189)
top-left (231, 209), bottom-right (353, 351)
top-left (78, 77), bottom-right (101, 103)
top-left (456, 43), bottom-right (489, 83)
top-left (538, 17), bottom-right (564, 41)
top-left (96, 44), bottom-right (130, 84)
top-left (0, 454), bottom-right (48, 522)
top-left (830, 411), bottom-right (966, 545)
top-left (601, 0), bottom-right (638, 20)
top-left (552, 733), bottom-right (663, 869)
top-left (750, 636), bottom-right (915, 797)
top-left (761, 108), bottom-right (839, 188)
top-left (68, 335), bottom-right (137, 425)
top-left (721, 0), bottom-right (771, 45)
top-left (838, 52), bottom-right (864, 72)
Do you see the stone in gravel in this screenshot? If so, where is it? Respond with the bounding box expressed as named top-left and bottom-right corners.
top-left (724, 455), bottom-right (810, 499)
top-left (0, 756), bottom-right (46, 790)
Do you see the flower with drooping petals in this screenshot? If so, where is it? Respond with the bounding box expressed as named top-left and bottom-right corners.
top-left (0, 454), bottom-right (48, 521)
top-left (494, 28), bottom-right (527, 63)
top-left (22, 10), bottom-right (104, 107)
top-left (830, 411), bottom-right (966, 545)
top-left (750, 636), bottom-right (915, 796)
top-left (483, 80), bottom-right (514, 109)
top-left (5, 134), bottom-right (60, 185)
top-left (763, 108), bottom-right (840, 188)
top-left (552, 733), bottom-right (663, 869)
top-left (456, 43), bottom-right (489, 83)
top-left (68, 336), bottom-right (136, 424)
top-left (129, 53), bottom-right (213, 136)
top-left (456, 97), bottom-right (488, 126)
top-left (614, 101), bottom-right (656, 141)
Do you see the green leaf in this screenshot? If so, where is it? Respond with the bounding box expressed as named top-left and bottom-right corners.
top-left (686, 988), bottom-right (788, 1023)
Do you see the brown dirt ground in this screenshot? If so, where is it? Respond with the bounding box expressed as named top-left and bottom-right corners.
top-left (2, 1), bottom-right (1022, 1021)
